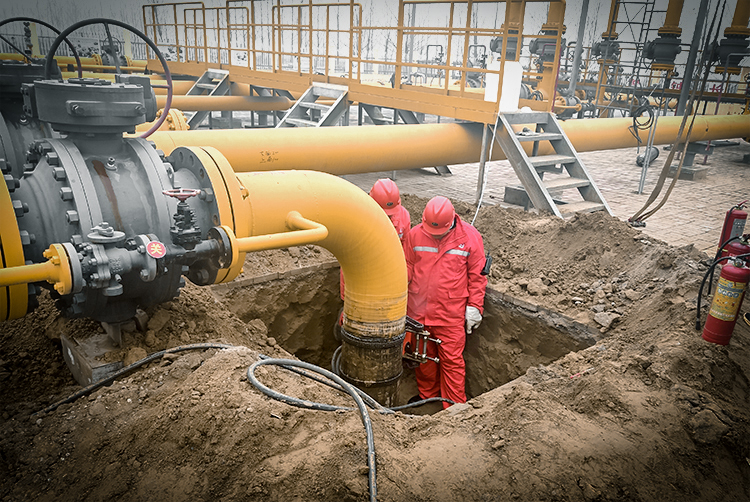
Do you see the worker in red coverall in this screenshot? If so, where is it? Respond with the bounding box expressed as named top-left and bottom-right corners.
top-left (339, 177), bottom-right (410, 302)
top-left (403, 196), bottom-right (486, 408)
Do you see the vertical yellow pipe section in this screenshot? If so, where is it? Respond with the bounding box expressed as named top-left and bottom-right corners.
top-left (232, 169), bottom-right (407, 405)
top-left (659, 0), bottom-right (685, 36)
top-left (602, 0), bottom-right (620, 39)
top-left (725, 0), bottom-right (750, 37)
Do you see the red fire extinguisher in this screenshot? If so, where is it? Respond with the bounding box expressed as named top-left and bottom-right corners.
top-left (717, 200), bottom-right (748, 259)
top-left (702, 260), bottom-right (750, 345)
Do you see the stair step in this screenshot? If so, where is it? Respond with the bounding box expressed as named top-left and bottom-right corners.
top-left (312, 84), bottom-right (349, 99)
top-left (206, 69), bottom-right (228, 79)
top-left (557, 200), bottom-right (606, 215)
top-left (298, 101), bottom-right (331, 111)
top-left (544, 177), bottom-right (591, 191)
top-left (516, 132), bottom-right (564, 142)
top-left (196, 83), bottom-right (216, 90)
top-left (529, 154), bottom-right (577, 168)
top-left (501, 112), bottom-right (551, 125)
top-left (285, 117), bottom-right (319, 127)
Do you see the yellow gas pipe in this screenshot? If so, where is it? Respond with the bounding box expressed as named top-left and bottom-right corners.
top-left (149, 115), bottom-right (750, 175)
top-left (0, 244), bottom-right (72, 295)
top-left (226, 167), bottom-right (407, 404)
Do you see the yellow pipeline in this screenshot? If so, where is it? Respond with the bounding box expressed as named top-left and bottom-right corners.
top-left (155, 94), bottom-right (292, 112)
top-left (725, 0), bottom-right (750, 37)
top-left (228, 168), bottom-right (407, 330)
top-left (134, 108), bottom-right (189, 132)
top-left (659, 0), bottom-right (684, 36)
top-left (0, 244), bottom-right (72, 295)
top-left (150, 115), bottom-right (750, 175)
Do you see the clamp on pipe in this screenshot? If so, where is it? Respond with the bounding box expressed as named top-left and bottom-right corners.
top-left (0, 243), bottom-right (73, 295)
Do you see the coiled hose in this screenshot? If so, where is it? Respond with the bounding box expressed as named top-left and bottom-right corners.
top-left (37, 343), bottom-right (456, 502)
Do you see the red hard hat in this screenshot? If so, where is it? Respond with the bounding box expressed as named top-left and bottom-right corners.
top-left (422, 196), bottom-right (455, 236)
top-left (369, 178), bottom-right (401, 215)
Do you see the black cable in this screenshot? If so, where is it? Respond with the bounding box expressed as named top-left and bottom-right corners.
top-left (39, 343), bottom-right (459, 502)
top-left (34, 342), bottom-right (233, 416)
top-left (248, 358), bottom-right (379, 502)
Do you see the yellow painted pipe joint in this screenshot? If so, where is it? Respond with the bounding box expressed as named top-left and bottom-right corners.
top-left (0, 244), bottom-right (72, 295)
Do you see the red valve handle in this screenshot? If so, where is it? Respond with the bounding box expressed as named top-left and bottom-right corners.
top-left (162, 188), bottom-right (201, 202)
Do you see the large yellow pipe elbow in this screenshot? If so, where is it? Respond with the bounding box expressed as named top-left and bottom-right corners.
top-left (225, 167), bottom-right (407, 404)
top-left (231, 169), bottom-right (407, 329)
top-left (150, 115), bottom-right (750, 175)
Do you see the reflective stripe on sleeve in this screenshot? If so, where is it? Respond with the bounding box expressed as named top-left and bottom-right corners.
top-left (446, 249), bottom-right (470, 257)
top-left (413, 246), bottom-right (439, 253)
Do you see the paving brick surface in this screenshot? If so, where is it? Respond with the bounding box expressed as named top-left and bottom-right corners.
top-left (343, 136), bottom-right (750, 255)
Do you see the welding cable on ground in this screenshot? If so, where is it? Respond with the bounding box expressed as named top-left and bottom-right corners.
top-left (331, 344), bottom-right (342, 375)
top-left (248, 358), bottom-right (379, 502)
top-left (34, 343), bottom-right (234, 416)
top-left (695, 252), bottom-right (750, 330)
top-left (328, 345), bottom-right (454, 411)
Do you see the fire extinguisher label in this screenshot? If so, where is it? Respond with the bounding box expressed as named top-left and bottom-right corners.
top-left (731, 218), bottom-right (747, 239)
top-left (709, 277), bottom-right (747, 321)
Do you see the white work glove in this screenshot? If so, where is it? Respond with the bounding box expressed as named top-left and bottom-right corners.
top-left (465, 306), bottom-right (482, 334)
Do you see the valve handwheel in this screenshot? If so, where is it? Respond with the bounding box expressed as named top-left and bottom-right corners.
top-left (162, 188), bottom-right (201, 203)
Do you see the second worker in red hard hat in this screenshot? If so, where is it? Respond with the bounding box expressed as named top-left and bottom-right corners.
top-left (368, 178), bottom-right (411, 243)
top-left (403, 196), bottom-right (487, 408)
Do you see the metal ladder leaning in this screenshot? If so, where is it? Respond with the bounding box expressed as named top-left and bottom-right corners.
top-left (183, 69), bottom-right (231, 130)
top-left (494, 111), bottom-right (612, 218)
top-left (276, 83), bottom-right (349, 127)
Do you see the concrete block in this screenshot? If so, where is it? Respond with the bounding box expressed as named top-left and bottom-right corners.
top-left (503, 185), bottom-right (531, 209)
top-left (61, 334), bottom-right (123, 387)
top-left (668, 165), bottom-right (709, 180)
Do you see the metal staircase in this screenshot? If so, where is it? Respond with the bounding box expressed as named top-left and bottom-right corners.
top-left (276, 83), bottom-right (349, 127)
top-left (184, 69), bottom-right (231, 129)
top-left (495, 112), bottom-right (612, 218)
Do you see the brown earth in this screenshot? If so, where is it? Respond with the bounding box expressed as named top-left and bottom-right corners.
top-left (1, 195), bottom-right (749, 501)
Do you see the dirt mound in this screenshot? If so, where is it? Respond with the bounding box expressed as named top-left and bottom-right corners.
top-left (1, 199), bottom-right (749, 502)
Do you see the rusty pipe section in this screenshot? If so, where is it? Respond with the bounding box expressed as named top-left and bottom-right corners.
top-left (223, 168), bottom-right (407, 405)
top-left (155, 94), bottom-right (292, 112)
top-left (150, 115), bottom-right (750, 175)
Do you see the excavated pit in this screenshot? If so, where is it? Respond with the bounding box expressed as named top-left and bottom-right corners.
top-left (212, 263), bottom-right (599, 405)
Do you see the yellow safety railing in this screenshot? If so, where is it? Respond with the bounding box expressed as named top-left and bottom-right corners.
top-left (141, 0), bottom-right (569, 122)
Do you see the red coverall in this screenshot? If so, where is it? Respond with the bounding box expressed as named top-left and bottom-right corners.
top-left (403, 215), bottom-right (486, 408)
top-left (340, 204), bottom-right (410, 299)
